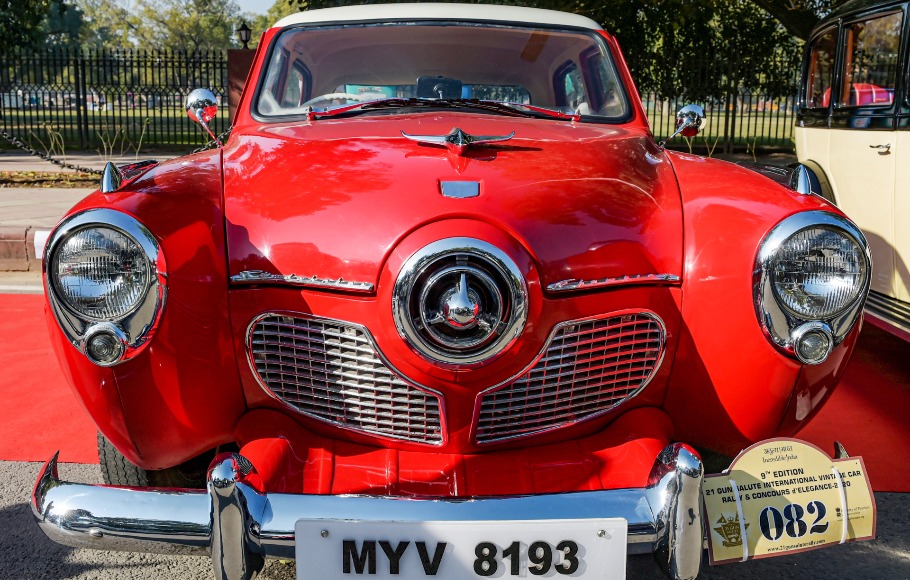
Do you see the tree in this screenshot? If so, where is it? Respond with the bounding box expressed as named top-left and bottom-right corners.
top-left (77, 0), bottom-right (136, 48)
top-left (239, 0), bottom-right (298, 49)
top-left (752, 0), bottom-right (845, 40)
top-left (43, 0), bottom-right (84, 48)
top-left (1, 0), bottom-right (52, 53)
top-left (279, 0), bottom-right (801, 101)
top-left (132, 0), bottom-right (241, 51)
top-left (286, 0), bottom-right (846, 39)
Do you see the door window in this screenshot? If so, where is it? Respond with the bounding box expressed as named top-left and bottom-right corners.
top-left (806, 27), bottom-right (837, 108)
top-left (841, 12), bottom-right (903, 107)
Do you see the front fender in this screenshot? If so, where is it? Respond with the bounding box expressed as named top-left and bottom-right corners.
top-left (45, 150), bottom-right (246, 469)
top-left (662, 153), bottom-right (859, 455)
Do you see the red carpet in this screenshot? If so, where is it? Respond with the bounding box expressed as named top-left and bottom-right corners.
top-left (796, 321), bottom-right (910, 492)
top-left (0, 294), bottom-right (907, 492)
top-left (0, 294), bottom-right (98, 464)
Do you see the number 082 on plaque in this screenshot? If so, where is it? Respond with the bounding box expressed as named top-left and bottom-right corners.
top-left (702, 438), bottom-right (876, 565)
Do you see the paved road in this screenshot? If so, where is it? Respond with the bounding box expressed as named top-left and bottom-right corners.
top-left (5, 460), bottom-right (908, 579)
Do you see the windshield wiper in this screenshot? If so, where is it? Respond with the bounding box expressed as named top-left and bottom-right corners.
top-left (471, 100), bottom-right (583, 121)
top-left (306, 98), bottom-right (581, 121)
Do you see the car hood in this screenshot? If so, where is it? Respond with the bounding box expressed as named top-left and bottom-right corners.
top-left (223, 114), bottom-right (683, 291)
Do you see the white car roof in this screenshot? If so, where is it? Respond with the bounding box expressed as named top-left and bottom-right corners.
top-left (273, 3), bottom-right (602, 31)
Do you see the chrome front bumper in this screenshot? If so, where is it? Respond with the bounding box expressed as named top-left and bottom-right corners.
top-left (32, 443), bottom-right (704, 580)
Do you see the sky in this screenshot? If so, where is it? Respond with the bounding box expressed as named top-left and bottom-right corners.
top-left (236, 0), bottom-right (273, 15)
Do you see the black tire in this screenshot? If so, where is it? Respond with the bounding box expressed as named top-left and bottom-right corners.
top-left (97, 433), bottom-right (220, 488)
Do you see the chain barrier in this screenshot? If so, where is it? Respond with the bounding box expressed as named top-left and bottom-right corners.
top-left (191, 127), bottom-right (232, 154)
top-left (2, 125), bottom-right (233, 175)
top-left (1, 128), bottom-right (103, 175)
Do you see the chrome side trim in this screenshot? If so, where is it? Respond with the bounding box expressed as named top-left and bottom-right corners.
top-left (43, 208), bottom-right (167, 366)
top-left (864, 290), bottom-right (910, 342)
top-left (547, 274), bottom-right (680, 293)
top-left (753, 211), bottom-right (871, 357)
top-left (230, 270), bottom-right (374, 292)
top-left (33, 444), bottom-right (703, 580)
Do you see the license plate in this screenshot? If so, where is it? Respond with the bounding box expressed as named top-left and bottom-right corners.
top-left (295, 518), bottom-right (627, 579)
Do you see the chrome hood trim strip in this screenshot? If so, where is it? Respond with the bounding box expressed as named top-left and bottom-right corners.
top-left (547, 274), bottom-right (681, 293)
top-left (230, 270), bottom-right (374, 292)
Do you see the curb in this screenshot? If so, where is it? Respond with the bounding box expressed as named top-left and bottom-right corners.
top-left (0, 227), bottom-right (49, 271)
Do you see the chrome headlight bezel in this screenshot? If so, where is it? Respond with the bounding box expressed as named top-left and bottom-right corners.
top-left (754, 211), bottom-right (871, 363)
top-left (43, 209), bottom-right (167, 367)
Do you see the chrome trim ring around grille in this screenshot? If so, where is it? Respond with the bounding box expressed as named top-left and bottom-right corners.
top-left (474, 311), bottom-right (667, 444)
top-left (247, 312), bottom-right (445, 445)
top-left (393, 238), bottom-right (528, 366)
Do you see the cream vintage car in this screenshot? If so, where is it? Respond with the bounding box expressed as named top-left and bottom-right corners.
top-left (796, 0), bottom-right (910, 340)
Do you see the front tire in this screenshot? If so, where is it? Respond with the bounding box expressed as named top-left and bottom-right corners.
top-left (97, 433), bottom-right (220, 488)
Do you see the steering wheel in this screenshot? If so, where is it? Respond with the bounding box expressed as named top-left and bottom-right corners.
top-left (302, 93), bottom-right (366, 109)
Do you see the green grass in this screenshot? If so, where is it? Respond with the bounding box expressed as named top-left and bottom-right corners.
top-left (2, 106), bottom-right (227, 150)
top-left (645, 102), bottom-right (796, 151)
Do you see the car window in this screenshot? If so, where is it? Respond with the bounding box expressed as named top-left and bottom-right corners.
top-left (561, 63), bottom-right (588, 110)
top-left (840, 12), bottom-right (903, 107)
top-left (255, 23), bottom-right (628, 120)
top-left (281, 63), bottom-right (309, 108)
top-left (805, 27), bottom-right (837, 108)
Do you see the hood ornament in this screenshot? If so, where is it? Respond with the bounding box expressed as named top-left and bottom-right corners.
top-left (441, 273), bottom-right (481, 328)
top-left (401, 127), bottom-right (514, 156)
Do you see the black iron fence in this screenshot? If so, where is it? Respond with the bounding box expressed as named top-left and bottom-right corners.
top-left (1, 49), bottom-right (229, 152)
top-left (1, 48), bottom-right (799, 153)
top-left (643, 90), bottom-right (798, 153)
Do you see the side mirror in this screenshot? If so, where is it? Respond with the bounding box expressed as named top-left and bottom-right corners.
top-left (660, 104), bottom-right (706, 148)
top-left (185, 88), bottom-right (221, 146)
top-left (675, 105), bottom-right (705, 137)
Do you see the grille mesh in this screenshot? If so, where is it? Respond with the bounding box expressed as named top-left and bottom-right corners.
top-left (475, 313), bottom-right (664, 444)
top-left (249, 314), bottom-right (443, 444)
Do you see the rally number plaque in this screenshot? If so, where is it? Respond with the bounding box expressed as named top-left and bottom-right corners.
top-left (702, 438), bottom-right (875, 565)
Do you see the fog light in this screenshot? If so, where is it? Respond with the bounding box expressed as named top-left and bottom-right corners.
top-left (792, 323), bottom-right (833, 365)
top-left (82, 325), bottom-right (126, 366)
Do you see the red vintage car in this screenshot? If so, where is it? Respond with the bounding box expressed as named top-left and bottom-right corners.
top-left (33, 4), bottom-right (871, 580)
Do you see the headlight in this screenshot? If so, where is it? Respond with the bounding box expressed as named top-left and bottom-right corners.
top-left (44, 209), bottom-right (166, 367)
top-left (51, 226), bottom-right (150, 320)
top-left (769, 226), bottom-right (867, 319)
top-left (755, 211), bottom-right (870, 363)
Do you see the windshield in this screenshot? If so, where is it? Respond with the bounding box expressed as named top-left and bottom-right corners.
top-left (255, 22), bottom-right (629, 121)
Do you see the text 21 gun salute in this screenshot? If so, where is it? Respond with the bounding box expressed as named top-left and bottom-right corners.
top-left (32, 4), bottom-right (872, 580)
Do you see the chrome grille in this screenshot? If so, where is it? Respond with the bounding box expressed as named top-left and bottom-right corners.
top-left (475, 313), bottom-right (665, 444)
top-left (249, 313), bottom-right (443, 445)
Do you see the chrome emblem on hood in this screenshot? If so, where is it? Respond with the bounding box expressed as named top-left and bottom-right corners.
top-left (401, 127), bottom-right (514, 155)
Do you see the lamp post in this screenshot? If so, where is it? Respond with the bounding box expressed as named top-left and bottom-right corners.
top-left (238, 22), bottom-right (252, 50)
